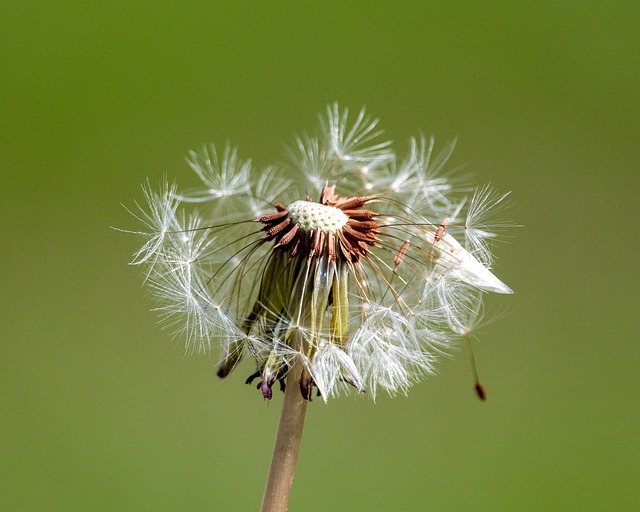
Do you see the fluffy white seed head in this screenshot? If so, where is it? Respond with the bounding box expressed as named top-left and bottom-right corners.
top-left (127, 103), bottom-right (514, 401)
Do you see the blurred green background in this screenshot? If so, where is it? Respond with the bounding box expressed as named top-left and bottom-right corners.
top-left (2, 2), bottom-right (638, 510)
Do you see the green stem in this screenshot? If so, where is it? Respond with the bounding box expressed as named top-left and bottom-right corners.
top-left (260, 360), bottom-right (308, 512)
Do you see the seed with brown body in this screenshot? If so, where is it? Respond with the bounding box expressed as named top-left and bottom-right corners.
top-left (394, 241), bottom-right (410, 267)
top-left (434, 217), bottom-right (450, 243)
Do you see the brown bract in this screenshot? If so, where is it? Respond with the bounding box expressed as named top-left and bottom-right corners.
top-left (258, 184), bottom-right (380, 264)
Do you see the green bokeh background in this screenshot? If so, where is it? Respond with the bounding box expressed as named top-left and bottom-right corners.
top-left (2, 2), bottom-right (638, 510)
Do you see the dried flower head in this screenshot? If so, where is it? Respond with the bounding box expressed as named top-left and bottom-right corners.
top-left (129, 104), bottom-right (513, 401)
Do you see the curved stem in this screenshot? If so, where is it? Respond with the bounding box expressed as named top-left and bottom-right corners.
top-left (260, 361), bottom-right (308, 512)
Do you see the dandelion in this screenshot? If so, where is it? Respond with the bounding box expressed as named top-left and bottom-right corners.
top-left (126, 103), bottom-right (514, 512)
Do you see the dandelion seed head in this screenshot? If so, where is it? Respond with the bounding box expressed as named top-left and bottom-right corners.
top-left (126, 103), bottom-right (514, 401)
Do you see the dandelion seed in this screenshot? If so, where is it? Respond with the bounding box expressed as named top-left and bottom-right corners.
top-left (127, 103), bottom-right (514, 402)
top-left (394, 240), bottom-right (411, 267)
top-left (434, 217), bottom-right (450, 243)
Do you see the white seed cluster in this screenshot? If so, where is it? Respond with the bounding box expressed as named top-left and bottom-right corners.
top-left (288, 200), bottom-right (349, 233)
top-left (130, 104), bottom-right (514, 401)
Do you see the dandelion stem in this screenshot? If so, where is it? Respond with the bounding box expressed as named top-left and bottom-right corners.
top-left (260, 360), bottom-right (308, 512)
